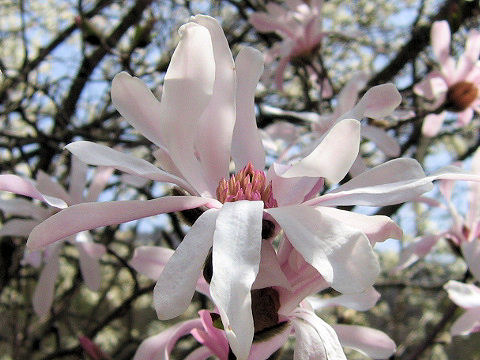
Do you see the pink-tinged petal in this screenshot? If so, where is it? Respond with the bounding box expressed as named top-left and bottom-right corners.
top-left (232, 47), bottom-right (265, 172)
top-left (267, 205), bottom-right (379, 293)
top-left (361, 124), bottom-right (400, 157)
top-left (69, 155), bottom-right (88, 203)
top-left (0, 174), bottom-right (67, 209)
top-left (413, 72), bottom-right (448, 100)
top-left (66, 141), bottom-right (195, 194)
top-left (130, 246), bottom-right (174, 280)
top-left (274, 54), bottom-right (292, 91)
top-left (444, 280), bottom-right (480, 309)
top-left (248, 322), bottom-right (293, 360)
top-left (348, 155), bottom-right (367, 177)
top-left (281, 119), bottom-right (361, 184)
top-left (348, 84), bottom-right (401, 120)
top-left (111, 72), bottom-right (165, 147)
top-left (0, 219), bottom-right (40, 237)
top-left (36, 171), bottom-right (72, 204)
top-left (133, 319), bottom-right (203, 360)
top-left (210, 201), bottom-right (264, 360)
top-left (306, 158), bottom-right (431, 207)
top-left (193, 310), bottom-right (229, 359)
top-left (467, 149), bottom-right (480, 230)
top-left (76, 239), bottom-right (105, 291)
top-left (293, 308), bottom-right (346, 360)
top-left (22, 250), bottom-right (43, 268)
top-left (336, 73), bottom-right (368, 115)
top-left (308, 287), bottom-right (380, 311)
top-left (431, 21), bottom-right (451, 65)
top-left (86, 166), bottom-right (114, 202)
top-left (316, 207), bottom-right (403, 244)
top-left (158, 21), bottom-right (216, 196)
top-left (191, 15), bottom-right (236, 193)
top-left (332, 324), bottom-right (396, 359)
top-left (394, 234), bottom-right (442, 272)
top-left (154, 209), bottom-right (218, 320)
top-left (0, 198), bottom-right (50, 219)
top-left (33, 244), bottom-right (61, 317)
top-left (268, 163), bottom-right (323, 206)
top-left (449, 308), bottom-right (480, 336)
top-left (465, 30), bottom-right (480, 62)
top-left (253, 241), bottom-right (291, 290)
top-left (461, 240), bottom-right (480, 282)
top-left (27, 196), bottom-right (218, 251)
top-left (152, 146), bottom-right (183, 179)
top-left (185, 347), bottom-right (213, 360)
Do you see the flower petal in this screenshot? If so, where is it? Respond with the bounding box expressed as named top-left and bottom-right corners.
top-left (0, 219), bottom-right (40, 237)
top-left (293, 308), bottom-right (346, 360)
top-left (130, 246), bottom-right (174, 280)
top-left (431, 21), bottom-right (451, 65)
top-left (252, 240), bottom-right (291, 290)
top-left (210, 201), bottom-right (264, 360)
top-left (76, 239), bottom-right (105, 291)
top-left (231, 46), bottom-right (266, 172)
top-left (249, 322), bottom-right (293, 360)
top-left (308, 287), bottom-right (380, 311)
top-left (449, 308), bottom-right (480, 336)
top-left (281, 119), bottom-right (361, 184)
top-left (0, 174), bottom-right (67, 209)
top-left (27, 196), bottom-right (218, 251)
top-left (347, 84), bottom-right (401, 120)
top-left (461, 240), bottom-right (480, 282)
top-left (69, 155), bottom-right (88, 203)
top-left (154, 209), bottom-right (218, 320)
top-left (66, 141), bottom-right (195, 194)
top-left (267, 205), bottom-right (379, 293)
top-left (444, 280), bottom-right (480, 309)
top-left (33, 244), bottom-right (61, 317)
top-left (394, 234), bottom-right (442, 271)
top-left (422, 113), bottom-right (445, 137)
top-left (86, 166), bottom-right (114, 202)
top-left (332, 324), bottom-right (396, 359)
top-left (361, 124), bottom-right (400, 157)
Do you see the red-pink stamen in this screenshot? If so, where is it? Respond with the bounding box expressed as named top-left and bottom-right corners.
top-left (216, 162), bottom-right (278, 208)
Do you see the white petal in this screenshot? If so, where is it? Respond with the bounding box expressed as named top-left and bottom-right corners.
top-left (27, 196), bottom-right (218, 251)
top-left (69, 155), bottom-right (88, 203)
top-left (232, 46), bottom-right (266, 172)
top-left (333, 324), bottom-right (396, 359)
top-left (86, 166), bottom-right (114, 202)
top-left (308, 287), bottom-right (380, 311)
top-left (462, 240), bottom-right (480, 282)
top-left (267, 205), bottom-right (379, 293)
top-left (293, 309), bottom-right (346, 360)
top-left (130, 246), bottom-right (174, 280)
top-left (66, 141), bottom-right (195, 194)
top-left (154, 209), bottom-right (218, 320)
top-left (306, 158), bottom-right (431, 207)
top-left (281, 119), bottom-right (361, 184)
top-left (192, 15), bottom-right (237, 193)
top-left (450, 308), bottom-right (480, 336)
top-left (431, 21), bottom-right (451, 65)
top-left (33, 244), bottom-right (61, 317)
top-left (210, 201), bottom-right (264, 360)
top-left (445, 280), bottom-right (480, 309)
top-left (252, 240), bottom-right (291, 290)
top-left (76, 241), bottom-right (105, 291)
top-left (347, 84), bottom-right (401, 120)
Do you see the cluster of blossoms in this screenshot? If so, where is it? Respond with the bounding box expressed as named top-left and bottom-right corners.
top-left (2, 7), bottom-right (480, 360)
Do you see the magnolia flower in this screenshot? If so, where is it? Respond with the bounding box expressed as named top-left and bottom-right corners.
top-left (414, 20), bottom-right (480, 137)
top-left (131, 239), bottom-right (395, 360)
top-left (261, 72), bottom-right (402, 175)
top-left (395, 148), bottom-right (480, 280)
top-left (24, 15), bottom-right (478, 359)
top-left (249, 0), bottom-right (330, 92)
top-left (0, 157), bottom-right (112, 316)
top-left (444, 280), bottom-right (480, 336)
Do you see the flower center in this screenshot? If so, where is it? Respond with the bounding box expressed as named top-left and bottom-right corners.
top-left (446, 81), bottom-right (478, 112)
top-left (216, 162), bottom-right (278, 209)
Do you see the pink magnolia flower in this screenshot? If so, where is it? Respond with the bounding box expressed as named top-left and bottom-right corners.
top-left (130, 239), bottom-right (395, 360)
top-left (444, 280), bottom-right (480, 336)
top-left (414, 20), bottom-right (480, 137)
top-left (0, 157), bottom-right (112, 316)
top-left (249, 0), bottom-right (330, 92)
top-left (395, 148), bottom-right (480, 279)
top-left (24, 15), bottom-right (474, 359)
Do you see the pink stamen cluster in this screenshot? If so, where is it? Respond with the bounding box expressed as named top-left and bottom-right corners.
top-left (216, 162), bottom-right (278, 208)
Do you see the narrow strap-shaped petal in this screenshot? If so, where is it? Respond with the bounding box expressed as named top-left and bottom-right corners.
top-left (130, 246), bottom-right (174, 280)
top-left (154, 209), bottom-right (218, 320)
top-left (449, 307), bottom-right (480, 336)
top-left (232, 46), bottom-right (265, 172)
top-left (184, 346), bottom-right (213, 360)
top-left (0, 174), bottom-right (67, 208)
top-left (76, 239), bottom-right (106, 291)
top-left (248, 321), bottom-right (293, 360)
top-left (361, 124), bottom-right (400, 157)
top-left (0, 219), bottom-right (40, 237)
top-left (86, 166), bottom-right (114, 202)
top-left (394, 234), bottom-right (443, 272)
top-left (252, 240), bottom-right (291, 290)
top-left (0, 198), bottom-right (50, 219)
top-left (267, 205), bottom-right (379, 294)
top-left (281, 119), bottom-right (361, 184)
top-left (461, 240), bottom-right (480, 282)
top-left (210, 201), bottom-right (264, 360)
top-left (192, 15), bottom-right (236, 193)
top-left (27, 196), bottom-right (218, 251)
top-left (33, 244), bottom-right (61, 317)
top-left (345, 84), bottom-right (401, 121)
top-left (69, 155), bottom-right (88, 203)
top-left (332, 324), bottom-right (396, 359)
top-left (431, 21), bottom-right (451, 66)
top-left (36, 171), bottom-right (72, 204)
top-left (308, 287), bottom-right (380, 311)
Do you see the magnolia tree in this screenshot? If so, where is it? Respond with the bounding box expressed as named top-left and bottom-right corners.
top-left (1, 0), bottom-right (480, 359)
